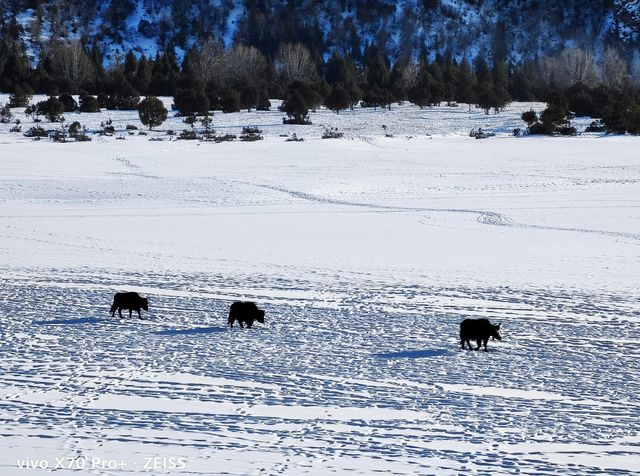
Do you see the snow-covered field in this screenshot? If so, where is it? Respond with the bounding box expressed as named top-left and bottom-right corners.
top-left (1, 102), bottom-right (639, 475)
top-left (0, 95), bottom-right (556, 140)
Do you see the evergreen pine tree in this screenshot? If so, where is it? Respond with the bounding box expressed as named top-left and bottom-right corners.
top-left (426, 61), bottom-right (445, 106)
top-left (492, 59), bottom-right (511, 106)
top-left (138, 96), bottom-right (168, 130)
top-left (38, 96), bottom-right (64, 122)
top-left (539, 92), bottom-right (575, 134)
top-left (123, 50), bottom-right (138, 86)
top-left (475, 82), bottom-right (498, 114)
top-left (89, 42), bottom-right (105, 92)
top-left (408, 61), bottom-right (432, 108)
top-left (9, 83), bottom-right (32, 107)
top-left (282, 86), bottom-right (310, 124)
top-left (325, 52), bottom-right (347, 85)
top-left (455, 58), bottom-right (476, 110)
top-left (241, 85), bottom-right (259, 111)
top-left (564, 82), bottom-right (594, 117)
top-left (79, 94), bottom-right (101, 113)
top-left (221, 89), bottom-right (241, 113)
top-left (134, 55), bottom-right (152, 94)
top-left (442, 57), bottom-right (458, 104)
top-left (58, 93), bottom-right (78, 112)
top-left (174, 85), bottom-right (210, 116)
top-left (325, 84), bottom-right (350, 113)
top-left (474, 57), bottom-right (492, 84)
top-left (1, 43), bottom-right (31, 92)
top-left (389, 61), bottom-right (408, 102)
top-left (509, 65), bottom-right (533, 101)
top-left (257, 89), bottom-right (271, 111)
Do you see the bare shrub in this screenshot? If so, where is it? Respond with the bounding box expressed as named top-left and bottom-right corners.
top-left (275, 43), bottom-right (316, 84)
top-left (189, 39), bottom-right (226, 86)
top-left (48, 41), bottom-right (94, 89)
top-left (601, 47), bottom-right (628, 89)
top-left (555, 48), bottom-right (599, 89)
top-left (225, 45), bottom-right (267, 88)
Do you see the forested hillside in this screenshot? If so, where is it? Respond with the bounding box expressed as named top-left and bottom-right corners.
top-left (1, 0), bottom-right (640, 136)
top-left (3, 0), bottom-right (640, 65)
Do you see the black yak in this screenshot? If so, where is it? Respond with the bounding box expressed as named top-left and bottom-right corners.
top-left (460, 318), bottom-right (501, 351)
top-left (228, 301), bottom-right (265, 328)
top-left (110, 292), bottom-right (148, 319)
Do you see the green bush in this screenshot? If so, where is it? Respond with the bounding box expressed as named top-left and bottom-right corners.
top-left (37, 97), bottom-right (65, 122)
top-left (59, 93), bottom-right (78, 112)
top-left (138, 96), bottom-right (168, 130)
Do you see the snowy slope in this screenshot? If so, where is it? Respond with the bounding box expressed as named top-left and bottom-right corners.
top-left (0, 108), bottom-right (639, 474)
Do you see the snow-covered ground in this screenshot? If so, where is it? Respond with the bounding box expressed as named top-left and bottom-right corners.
top-left (1, 103), bottom-right (639, 475)
top-left (0, 95), bottom-right (557, 140)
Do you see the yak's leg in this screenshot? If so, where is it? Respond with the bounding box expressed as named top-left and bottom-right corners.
top-left (483, 338), bottom-right (488, 351)
top-left (239, 320), bottom-right (244, 328)
top-left (129, 309), bottom-right (132, 319)
top-left (137, 309), bottom-right (142, 319)
top-left (118, 308), bottom-right (123, 318)
top-left (228, 318), bottom-right (234, 328)
top-left (466, 339), bottom-right (473, 350)
top-left (460, 338), bottom-right (465, 350)
top-left (475, 339), bottom-right (481, 351)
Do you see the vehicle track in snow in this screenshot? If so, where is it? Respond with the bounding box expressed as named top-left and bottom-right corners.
top-left (248, 181), bottom-right (640, 241)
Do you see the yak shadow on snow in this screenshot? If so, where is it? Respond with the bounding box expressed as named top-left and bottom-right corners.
top-left (34, 317), bottom-right (103, 325)
top-left (375, 349), bottom-right (450, 359)
top-left (155, 326), bottom-right (227, 336)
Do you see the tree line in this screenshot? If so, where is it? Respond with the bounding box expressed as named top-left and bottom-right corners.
top-left (1, 33), bottom-right (640, 134)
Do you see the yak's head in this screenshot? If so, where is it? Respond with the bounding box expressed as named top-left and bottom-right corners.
top-left (256, 309), bottom-right (265, 323)
top-left (491, 323), bottom-right (502, 341)
top-left (141, 298), bottom-right (149, 311)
